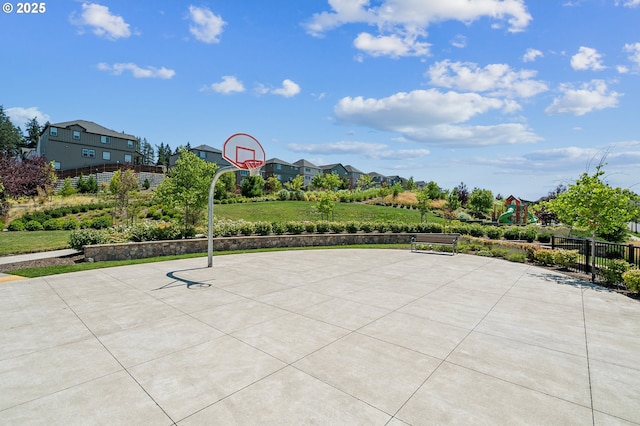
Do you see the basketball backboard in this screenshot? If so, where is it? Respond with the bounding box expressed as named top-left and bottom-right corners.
top-left (222, 133), bottom-right (265, 171)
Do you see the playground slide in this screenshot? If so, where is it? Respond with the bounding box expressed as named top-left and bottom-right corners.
top-left (498, 206), bottom-right (515, 224)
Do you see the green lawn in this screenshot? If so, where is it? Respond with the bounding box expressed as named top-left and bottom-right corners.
top-left (0, 230), bottom-right (72, 256)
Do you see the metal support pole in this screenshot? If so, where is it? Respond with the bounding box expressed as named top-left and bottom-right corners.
top-left (208, 166), bottom-right (238, 267)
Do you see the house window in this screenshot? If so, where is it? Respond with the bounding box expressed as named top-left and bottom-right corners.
top-left (127, 140), bottom-right (134, 148)
top-left (102, 152), bottom-right (111, 160)
top-left (199, 151), bottom-right (206, 159)
top-left (277, 174), bottom-right (282, 180)
top-left (124, 154), bottom-right (132, 163)
top-left (276, 164), bottom-right (282, 170)
top-left (73, 131), bottom-right (80, 140)
top-left (81, 149), bottom-right (95, 158)
top-left (101, 136), bottom-right (110, 144)
top-left (50, 127), bottom-right (58, 136)
top-left (240, 170), bottom-right (248, 176)
top-left (53, 161), bottom-right (61, 170)
top-left (305, 168), bottom-right (310, 173)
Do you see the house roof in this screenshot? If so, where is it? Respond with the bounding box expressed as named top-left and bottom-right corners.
top-left (293, 159), bottom-right (318, 168)
top-left (344, 165), bottom-right (364, 174)
top-left (191, 144), bottom-right (221, 154)
top-left (47, 120), bottom-right (137, 140)
top-left (265, 157), bottom-right (294, 166)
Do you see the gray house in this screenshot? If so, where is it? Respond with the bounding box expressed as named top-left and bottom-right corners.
top-left (37, 120), bottom-right (141, 171)
top-left (293, 159), bottom-right (321, 188)
top-left (169, 144), bottom-right (230, 168)
top-left (320, 163), bottom-right (349, 179)
top-left (344, 165), bottom-right (365, 189)
top-left (264, 158), bottom-right (299, 184)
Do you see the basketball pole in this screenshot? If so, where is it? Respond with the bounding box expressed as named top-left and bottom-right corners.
top-left (208, 165), bottom-right (238, 268)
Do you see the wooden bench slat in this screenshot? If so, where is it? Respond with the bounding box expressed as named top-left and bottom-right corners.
top-left (410, 233), bottom-right (460, 255)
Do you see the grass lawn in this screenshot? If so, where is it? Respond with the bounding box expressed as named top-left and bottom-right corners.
top-left (0, 231), bottom-right (72, 256)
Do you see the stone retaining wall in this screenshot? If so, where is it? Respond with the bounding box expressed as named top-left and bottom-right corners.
top-left (83, 233), bottom-right (412, 262)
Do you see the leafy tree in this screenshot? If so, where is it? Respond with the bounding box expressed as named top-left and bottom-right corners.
top-left (391, 182), bottom-right (404, 199)
top-left (240, 175), bottom-right (264, 197)
top-left (0, 106), bottom-right (23, 154)
top-left (285, 174), bottom-right (304, 191)
top-left (58, 177), bottom-right (76, 197)
top-left (214, 171), bottom-right (236, 200)
top-left (356, 174), bottom-right (373, 189)
top-left (416, 187), bottom-right (431, 223)
top-left (546, 165), bottom-right (632, 281)
top-left (154, 149), bottom-right (217, 231)
top-left (316, 192), bottom-right (335, 221)
top-left (425, 181), bottom-right (443, 200)
top-left (322, 172), bottom-right (342, 191)
top-left (110, 169), bottom-right (139, 222)
top-left (456, 182), bottom-right (470, 207)
top-left (0, 154), bottom-right (55, 198)
top-left (468, 188), bottom-right (494, 217)
top-left (406, 176), bottom-right (416, 191)
top-left (24, 117), bottom-right (41, 148)
top-left (265, 176), bottom-right (282, 193)
top-left (444, 188), bottom-right (461, 220)
top-left (311, 173), bottom-right (325, 189)
top-left (0, 179), bottom-right (7, 217)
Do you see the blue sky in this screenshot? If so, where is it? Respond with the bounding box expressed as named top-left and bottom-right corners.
top-left (2, 0), bottom-right (640, 200)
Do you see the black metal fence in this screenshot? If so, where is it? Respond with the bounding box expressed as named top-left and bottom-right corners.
top-left (551, 236), bottom-right (640, 274)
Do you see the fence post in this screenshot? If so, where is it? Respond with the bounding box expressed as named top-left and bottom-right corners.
top-left (629, 244), bottom-right (636, 266)
top-left (551, 235), bottom-right (556, 250)
top-left (584, 239), bottom-right (591, 276)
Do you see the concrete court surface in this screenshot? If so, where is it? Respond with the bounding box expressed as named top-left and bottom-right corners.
top-left (0, 249), bottom-right (639, 425)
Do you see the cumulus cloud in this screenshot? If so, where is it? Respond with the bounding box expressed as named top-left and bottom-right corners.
top-left (571, 46), bottom-right (606, 71)
top-left (522, 48), bottom-right (543, 62)
top-left (97, 62), bottom-right (175, 79)
top-left (188, 5), bottom-right (225, 43)
top-left (70, 2), bottom-right (132, 40)
top-left (334, 89), bottom-right (540, 146)
top-left (304, 0), bottom-right (531, 58)
top-left (287, 141), bottom-right (430, 160)
top-left (271, 79), bottom-right (301, 97)
top-left (427, 60), bottom-right (548, 98)
top-left (616, 0), bottom-right (640, 7)
top-left (545, 80), bottom-right (621, 116)
top-left (5, 107), bottom-right (51, 128)
top-left (624, 42), bottom-right (640, 70)
top-left (202, 75), bottom-right (245, 94)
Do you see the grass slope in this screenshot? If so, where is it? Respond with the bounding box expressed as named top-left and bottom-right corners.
top-left (0, 230), bottom-right (72, 256)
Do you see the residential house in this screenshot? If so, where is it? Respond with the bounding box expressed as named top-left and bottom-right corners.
top-left (368, 172), bottom-right (389, 187)
top-left (292, 159), bottom-right (321, 188)
top-left (37, 120), bottom-right (141, 171)
top-left (169, 144), bottom-right (230, 168)
top-left (344, 165), bottom-right (365, 189)
top-left (263, 158), bottom-right (299, 184)
top-left (320, 163), bottom-right (349, 179)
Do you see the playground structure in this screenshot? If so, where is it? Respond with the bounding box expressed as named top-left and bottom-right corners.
top-left (497, 195), bottom-right (537, 225)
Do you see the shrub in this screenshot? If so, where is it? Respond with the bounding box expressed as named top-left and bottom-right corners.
top-left (503, 227), bottom-right (521, 240)
top-left (330, 222), bottom-right (345, 233)
top-left (285, 221), bottom-right (305, 235)
top-left (448, 221), bottom-right (469, 235)
top-left (61, 218), bottom-right (79, 230)
top-left (534, 249), bottom-right (555, 266)
top-left (254, 221), bottom-right (272, 236)
top-left (25, 220), bottom-right (44, 231)
top-left (69, 229), bottom-right (107, 250)
top-left (374, 223), bottom-right (389, 233)
top-left (507, 252), bottom-right (527, 263)
top-left (622, 269), bottom-right (640, 292)
top-left (467, 224), bottom-right (485, 238)
top-left (43, 218), bottom-right (63, 230)
top-left (304, 222), bottom-right (316, 233)
top-left (91, 216), bottom-right (113, 229)
top-left (277, 189), bottom-right (290, 201)
top-left (537, 232), bottom-right (552, 243)
top-left (290, 190), bottom-right (306, 201)
top-left (553, 249), bottom-right (579, 269)
top-left (486, 227), bottom-right (503, 240)
top-left (360, 222), bottom-right (375, 233)
top-left (477, 250), bottom-right (493, 257)
top-left (271, 222), bottom-right (287, 235)
top-left (239, 222), bottom-right (256, 236)
top-left (80, 219), bottom-right (92, 229)
top-left (143, 178), bottom-right (151, 190)
top-left (389, 222), bottom-right (405, 233)
top-left (490, 248), bottom-right (508, 258)
top-left (521, 226), bottom-right (538, 243)
top-left (598, 259), bottom-right (631, 286)
top-left (8, 220), bottom-right (25, 231)
top-left (316, 222), bottom-right (330, 233)
top-left (345, 221), bottom-right (360, 233)
top-left (416, 222), bottom-right (443, 233)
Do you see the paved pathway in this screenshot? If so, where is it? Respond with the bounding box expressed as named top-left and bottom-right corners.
top-left (0, 249), bottom-right (638, 425)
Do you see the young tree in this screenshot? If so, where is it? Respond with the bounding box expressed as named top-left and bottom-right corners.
top-left (322, 172), bottom-right (342, 191)
top-left (425, 181), bottom-right (443, 200)
top-left (0, 106), bottom-right (23, 154)
top-left (110, 169), bottom-right (139, 222)
top-left (240, 175), bottom-right (265, 197)
top-left (444, 188), bottom-right (461, 220)
top-left (546, 165), bottom-right (632, 281)
top-left (285, 174), bottom-right (304, 191)
top-left (0, 154), bottom-right (55, 198)
top-left (356, 174), bottom-right (373, 189)
top-left (153, 149), bottom-right (217, 232)
top-left (391, 182), bottom-right (404, 199)
top-left (316, 191), bottom-right (335, 221)
top-left (311, 173), bottom-right (325, 190)
top-left (468, 188), bottom-right (494, 217)
top-left (406, 176), bottom-right (416, 191)
top-left (214, 171), bottom-right (236, 200)
top-left (416, 187), bottom-right (431, 223)
top-left (265, 176), bottom-right (282, 193)
top-left (456, 182), bottom-right (470, 207)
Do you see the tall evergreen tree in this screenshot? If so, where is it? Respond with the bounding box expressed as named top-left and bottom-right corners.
top-left (155, 142), bottom-right (172, 167)
top-left (0, 106), bottom-right (23, 154)
top-left (139, 137), bottom-right (155, 165)
top-left (24, 117), bottom-right (42, 148)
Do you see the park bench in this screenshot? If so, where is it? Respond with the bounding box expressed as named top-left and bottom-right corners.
top-left (410, 233), bottom-right (460, 255)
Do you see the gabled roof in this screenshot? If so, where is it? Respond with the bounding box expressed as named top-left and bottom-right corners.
top-left (265, 157), bottom-right (294, 166)
top-left (344, 165), bottom-right (364, 174)
top-left (47, 120), bottom-right (137, 140)
top-left (191, 144), bottom-right (221, 154)
top-left (368, 172), bottom-right (386, 178)
top-left (293, 159), bottom-right (319, 168)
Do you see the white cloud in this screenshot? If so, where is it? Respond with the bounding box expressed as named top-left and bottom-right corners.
top-left (545, 80), bottom-right (621, 116)
top-left (353, 32), bottom-right (430, 57)
top-left (5, 107), bottom-right (50, 128)
top-left (617, 65), bottom-right (629, 74)
top-left (97, 62), bottom-right (176, 79)
top-left (287, 141), bottom-right (430, 160)
top-left (304, 0), bottom-right (531, 58)
top-left (271, 79), bottom-right (301, 97)
top-left (188, 5), bottom-right (225, 43)
top-left (426, 60), bottom-right (548, 98)
top-left (624, 42), bottom-right (640, 69)
top-left (71, 3), bottom-right (131, 40)
top-left (571, 46), bottom-right (605, 71)
top-left (334, 89), bottom-right (540, 146)
top-left (617, 0), bottom-right (640, 7)
top-left (203, 76), bottom-right (245, 94)
top-left (522, 48), bottom-right (543, 62)
top-left (450, 35), bottom-right (467, 49)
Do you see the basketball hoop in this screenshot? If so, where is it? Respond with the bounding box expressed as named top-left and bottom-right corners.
top-left (242, 159), bottom-right (264, 177)
top-left (222, 133), bottom-right (266, 175)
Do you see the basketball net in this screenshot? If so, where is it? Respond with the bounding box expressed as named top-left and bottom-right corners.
top-left (243, 160), bottom-right (264, 177)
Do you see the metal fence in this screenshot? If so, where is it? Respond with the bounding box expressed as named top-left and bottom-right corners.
top-left (551, 236), bottom-right (640, 274)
